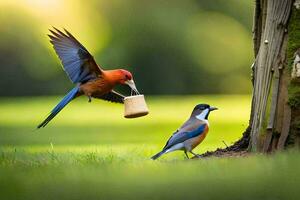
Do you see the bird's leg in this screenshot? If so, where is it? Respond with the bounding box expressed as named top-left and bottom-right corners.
top-left (184, 151), bottom-right (189, 159)
top-left (87, 95), bottom-right (92, 103)
top-left (190, 151), bottom-right (202, 158)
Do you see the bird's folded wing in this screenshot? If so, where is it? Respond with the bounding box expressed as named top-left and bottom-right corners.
top-left (92, 90), bottom-right (125, 104)
top-left (163, 123), bottom-right (206, 150)
top-left (48, 27), bottom-right (102, 83)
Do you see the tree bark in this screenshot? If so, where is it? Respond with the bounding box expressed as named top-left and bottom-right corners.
top-left (199, 0), bottom-right (300, 158)
top-left (249, 0), bottom-right (300, 152)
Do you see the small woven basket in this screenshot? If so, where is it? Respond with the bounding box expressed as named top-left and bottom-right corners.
top-left (124, 95), bottom-right (149, 118)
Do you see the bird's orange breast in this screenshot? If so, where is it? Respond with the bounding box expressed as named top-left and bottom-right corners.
top-left (191, 125), bottom-right (209, 149)
top-left (80, 76), bottom-right (114, 96)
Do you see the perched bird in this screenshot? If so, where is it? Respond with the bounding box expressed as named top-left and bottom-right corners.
top-left (151, 104), bottom-right (217, 160)
top-left (37, 27), bottom-right (139, 128)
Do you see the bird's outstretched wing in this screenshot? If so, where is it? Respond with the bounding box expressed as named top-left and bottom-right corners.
top-left (92, 90), bottom-right (125, 104)
top-left (162, 122), bottom-right (206, 150)
top-left (48, 27), bottom-right (102, 83)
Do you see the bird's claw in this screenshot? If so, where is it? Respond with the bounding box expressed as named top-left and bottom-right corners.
top-left (190, 151), bottom-right (202, 159)
top-left (195, 154), bottom-right (202, 158)
top-left (88, 96), bottom-right (92, 103)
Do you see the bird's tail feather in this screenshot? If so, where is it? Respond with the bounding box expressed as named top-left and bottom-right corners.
top-left (37, 86), bottom-right (79, 128)
top-left (151, 150), bottom-right (166, 160)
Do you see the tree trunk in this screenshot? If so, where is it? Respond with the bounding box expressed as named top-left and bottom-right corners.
top-left (200, 0), bottom-right (300, 158)
top-left (249, 0), bottom-right (300, 152)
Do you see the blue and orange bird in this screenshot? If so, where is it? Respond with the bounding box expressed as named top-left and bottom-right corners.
top-left (151, 104), bottom-right (217, 160)
top-left (37, 28), bottom-right (139, 128)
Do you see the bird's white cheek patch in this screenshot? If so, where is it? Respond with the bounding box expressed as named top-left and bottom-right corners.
top-left (196, 108), bottom-right (209, 120)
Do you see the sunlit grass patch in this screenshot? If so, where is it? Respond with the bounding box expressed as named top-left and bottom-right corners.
top-left (0, 95), bottom-right (251, 163)
top-left (0, 95), bottom-right (250, 149)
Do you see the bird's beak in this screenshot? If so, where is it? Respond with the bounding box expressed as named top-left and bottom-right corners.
top-left (209, 106), bottom-right (218, 111)
top-left (125, 79), bottom-right (140, 94)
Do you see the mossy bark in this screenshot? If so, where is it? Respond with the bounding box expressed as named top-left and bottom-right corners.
top-left (248, 0), bottom-right (300, 152)
top-left (286, 5), bottom-right (300, 147)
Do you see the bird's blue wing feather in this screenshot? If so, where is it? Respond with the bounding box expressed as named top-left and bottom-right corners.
top-left (48, 28), bottom-right (102, 83)
top-left (163, 124), bottom-right (206, 150)
top-left (187, 124), bottom-right (206, 138)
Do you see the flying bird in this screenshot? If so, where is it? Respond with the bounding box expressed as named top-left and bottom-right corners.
top-left (37, 27), bottom-right (139, 128)
top-left (151, 104), bottom-right (217, 160)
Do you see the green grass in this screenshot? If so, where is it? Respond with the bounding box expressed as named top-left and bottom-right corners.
top-left (1, 95), bottom-right (299, 200)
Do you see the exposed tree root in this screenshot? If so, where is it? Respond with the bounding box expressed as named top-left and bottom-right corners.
top-left (195, 126), bottom-right (251, 158)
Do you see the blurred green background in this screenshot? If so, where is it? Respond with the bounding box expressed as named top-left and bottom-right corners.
top-left (1, 1), bottom-right (300, 199)
top-left (0, 95), bottom-right (250, 148)
top-left (1, 1), bottom-right (279, 199)
top-left (0, 0), bottom-right (253, 96)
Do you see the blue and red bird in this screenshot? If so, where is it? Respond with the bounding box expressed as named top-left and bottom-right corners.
top-left (38, 28), bottom-right (139, 128)
top-left (151, 104), bottom-right (217, 159)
